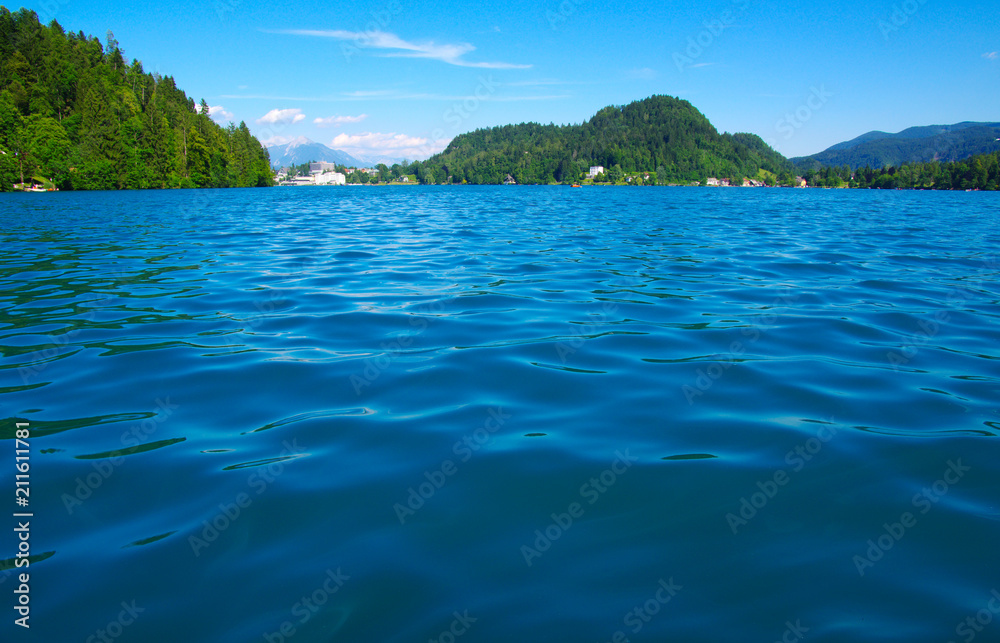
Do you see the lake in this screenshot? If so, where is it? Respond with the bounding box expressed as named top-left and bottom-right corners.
top-left (2, 186), bottom-right (999, 642)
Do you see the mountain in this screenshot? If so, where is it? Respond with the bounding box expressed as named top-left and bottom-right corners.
top-left (792, 122), bottom-right (1000, 170)
top-left (0, 7), bottom-right (273, 191)
top-left (267, 137), bottom-right (367, 169)
top-left (413, 95), bottom-right (794, 185)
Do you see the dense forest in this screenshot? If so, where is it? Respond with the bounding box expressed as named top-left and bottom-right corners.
top-left (0, 7), bottom-right (273, 191)
top-left (411, 95), bottom-right (796, 185)
top-left (801, 150), bottom-right (1000, 190)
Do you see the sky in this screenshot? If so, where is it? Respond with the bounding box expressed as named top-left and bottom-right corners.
top-left (21, 0), bottom-right (1000, 160)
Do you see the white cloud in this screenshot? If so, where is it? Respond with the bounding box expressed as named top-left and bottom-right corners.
top-left (984, 51), bottom-right (998, 60)
top-left (207, 105), bottom-right (234, 122)
top-left (314, 114), bottom-right (368, 127)
top-left (256, 108), bottom-right (306, 124)
top-left (331, 131), bottom-right (452, 160)
top-left (272, 29), bottom-right (531, 69)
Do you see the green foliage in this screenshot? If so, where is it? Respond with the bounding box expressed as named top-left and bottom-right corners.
top-left (411, 95), bottom-right (794, 185)
top-left (851, 152), bottom-right (1000, 191)
top-left (795, 151), bottom-right (1000, 191)
top-left (0, 6), bottom-right (272, 191)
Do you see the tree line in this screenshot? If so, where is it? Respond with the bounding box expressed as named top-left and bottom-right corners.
top-left (0, 7), bottom-right (273, 191)
top-left (802, 151), bottom-right (1000, 190)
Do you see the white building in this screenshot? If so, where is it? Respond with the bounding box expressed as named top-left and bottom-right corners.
top-left (315, 172), bottom-right (346, 185)
top-left (309, 161), bottom-right (339, 174)
top-left (587, 165), bottom-right (604, 178)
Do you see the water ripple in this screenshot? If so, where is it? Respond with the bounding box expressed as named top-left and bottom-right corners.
top-left (2, 187), bottom-right (999, 642)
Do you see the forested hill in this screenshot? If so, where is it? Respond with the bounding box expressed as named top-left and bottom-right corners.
top-left (0, 7), bottom-right (273, 191)
top-left (791, 122), bottom-right (1000, 171)
top-left (413, 95), bottom-right (795, 185)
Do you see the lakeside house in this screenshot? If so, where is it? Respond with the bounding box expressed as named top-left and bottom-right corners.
top-left (587, 165), bottom-right (604, 178)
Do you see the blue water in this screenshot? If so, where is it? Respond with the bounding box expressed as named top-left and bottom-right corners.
top-left (2, 186), bottom-right (999, 642)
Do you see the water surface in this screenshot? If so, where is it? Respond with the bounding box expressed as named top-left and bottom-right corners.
top-left (1, 186), bottom-right (998, 642)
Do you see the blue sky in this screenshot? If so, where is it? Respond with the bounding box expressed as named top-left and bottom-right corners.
top-left (23, 0), bottom-right (1000, 160)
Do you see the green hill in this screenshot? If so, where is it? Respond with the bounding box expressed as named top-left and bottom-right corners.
top-left (0, 7), bottom-right (273, 191)
top-left (792, 122), bottom-right (1000, 171)
top-left (414, 95), bottom-right (795, 185)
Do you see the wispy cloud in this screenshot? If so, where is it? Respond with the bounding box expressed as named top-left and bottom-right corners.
top-left (270, 29), bottom-right (531, 69)
top-left (331, 131), bottom-right (451, 159)
top-left (983, 51), bottom-right (998, 60)
top-left (341, 90), bottom-right (397, 98)
top-left (502, 78), bottom-right (589, 87)
top-left (689, 62), bottom-right (719, 69)
top-left (314, 114), bottom-right (368, 127)
top-left (256, 108), bottom-right (305, 124)
top-left (226, 91), bottom-right (568, 102)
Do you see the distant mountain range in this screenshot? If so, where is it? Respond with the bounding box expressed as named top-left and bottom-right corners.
top-left (792, 122), bottom-right (1000, 170)
top-left (266, 137), bottom-right (366, 169)
top-left (266, 137), bottom-right (410, 170)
